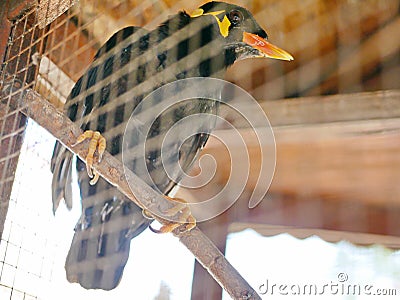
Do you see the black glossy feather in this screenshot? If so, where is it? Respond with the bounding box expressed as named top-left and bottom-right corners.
top-left (51, 1), bottom-right (273, 290)
top-left (51, 15), bottom-right (223, 290)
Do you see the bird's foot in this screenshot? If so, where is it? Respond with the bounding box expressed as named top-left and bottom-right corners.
top-left (145, 196), bottom-right (196, 234)
top-left (72, 130), bottom-right (106, 185)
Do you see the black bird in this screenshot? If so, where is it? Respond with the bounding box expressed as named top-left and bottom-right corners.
top-left (51, 1), bottom-right (293, 290)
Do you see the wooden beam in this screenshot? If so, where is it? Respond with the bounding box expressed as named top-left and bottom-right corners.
top-left (34, 55), bottom-right (75, 108)
top-left (227, 191), bottom-right (400, 238)
top-left (188, 90), bottom-right (400, 206)
top-left (229, 224), bottom-right (400, 249)
top-left (262, 90), bottom-right (400, 126)
top-left (192, 215), bottom-right (230, 300)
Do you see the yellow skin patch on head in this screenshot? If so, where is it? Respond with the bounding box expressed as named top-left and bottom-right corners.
top-left (189, 8), bottom-right (204, 18)
top-left (189, 9), bottom-right (231, 38)
top-left (216, 15), bottom-right (230, 37)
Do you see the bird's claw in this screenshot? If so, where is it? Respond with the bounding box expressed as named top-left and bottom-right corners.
top-left (72, 130), bottom-right (106, 185)
top-left (147, 196), bottom-right (196, 234)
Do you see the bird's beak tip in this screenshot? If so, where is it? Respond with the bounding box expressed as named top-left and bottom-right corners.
top-left (243, 32), bottom-right (294, 61)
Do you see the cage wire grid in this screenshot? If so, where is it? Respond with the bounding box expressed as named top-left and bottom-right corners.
top-left (0, 0), bottom-right (399, 299)
top-left (0, 5), bottom-right (45, 299)
top-left (0, 0), bottom-right (212, 298)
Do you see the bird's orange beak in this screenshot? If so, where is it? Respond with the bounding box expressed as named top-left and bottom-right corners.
top-left (243, 32), bottom-right (294, 61)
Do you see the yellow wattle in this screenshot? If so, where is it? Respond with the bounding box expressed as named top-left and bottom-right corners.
top-left (217, 15), bottom-right (230, 38)
top-left (189, 9), bottom-right (231, 38)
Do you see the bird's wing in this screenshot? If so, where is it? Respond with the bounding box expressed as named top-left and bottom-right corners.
top-left (143, 98), bottom-right (219, 194)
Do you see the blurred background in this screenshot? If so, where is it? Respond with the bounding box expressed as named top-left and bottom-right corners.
top-left (0, 0), bottom-right (399, 299)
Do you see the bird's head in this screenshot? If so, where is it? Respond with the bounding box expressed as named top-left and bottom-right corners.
top-left (190, 1), bottom-right (293, 64)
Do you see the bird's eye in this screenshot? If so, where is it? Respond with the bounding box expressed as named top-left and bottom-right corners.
top-left (228, 10), bottom-right (243, 26)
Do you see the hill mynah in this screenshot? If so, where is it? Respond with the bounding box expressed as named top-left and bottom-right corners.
top-left (51, 1), bottom-right (293, 290)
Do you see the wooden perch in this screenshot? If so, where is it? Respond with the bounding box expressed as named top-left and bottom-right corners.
top-left (15, 87), bottom-right (261, 300)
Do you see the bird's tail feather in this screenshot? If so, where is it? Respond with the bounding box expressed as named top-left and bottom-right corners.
top-left (65, 213), bottom-right (149, 290)
top-left (51, 141), bottom-right (74, 213)
top-left (65, 161), bottom-right (151, 290)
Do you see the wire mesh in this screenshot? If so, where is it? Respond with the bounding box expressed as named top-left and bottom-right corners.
top-left (0, 5), bottom-right (41, 242)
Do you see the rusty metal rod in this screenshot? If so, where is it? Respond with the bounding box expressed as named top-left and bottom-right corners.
top-left (15, 88), bottom-right (261, 300)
